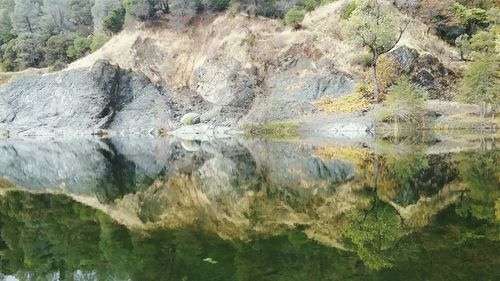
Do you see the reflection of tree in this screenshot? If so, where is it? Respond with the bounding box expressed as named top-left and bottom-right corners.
top-left (342, 198), bottom-right (409, 270)
top-left (336, 142), bottom-right (465, 270)
top-left (454, 148), bottom-right (499, 241)
top-left (0, 192), bottom-right (105, 280)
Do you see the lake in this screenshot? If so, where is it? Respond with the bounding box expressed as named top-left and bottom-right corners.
top-left (0, 135), bottom-right (498, 281)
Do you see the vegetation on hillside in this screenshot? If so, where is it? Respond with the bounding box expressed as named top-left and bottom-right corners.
top-left (0, 0), bottom-right (498, 129)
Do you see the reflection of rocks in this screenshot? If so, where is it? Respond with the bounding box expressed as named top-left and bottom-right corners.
top-left (243, 140), bottom-right (356, 190)
top-left (0, 137), bottom-right (468, 251)
top-left (0, 139), bottom-right (108, 194)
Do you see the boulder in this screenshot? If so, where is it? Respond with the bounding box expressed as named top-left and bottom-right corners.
top-left (0, 60), bottom-right (173, 136)
top-left (181, 112), bottom-right (201, 125)
top-left (388, 45), bottom-right (456, 99)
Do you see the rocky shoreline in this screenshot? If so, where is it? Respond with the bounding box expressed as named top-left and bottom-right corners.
top-left (0, 43), bottom-right (495, 139)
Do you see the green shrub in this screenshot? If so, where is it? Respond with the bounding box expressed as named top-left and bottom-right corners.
top-left (228, 1), bottom-right (241, 17)
top-left (320, 0), bottom-right (336, 5)
top-left (341, 1), bottom-right (357, 19)
top-left (256, 0), bottom-right (278, 18)
top-left (455, 34), bottom-right (472, 60)
top-left (376, 76), bottom-right (428, 124)
top-left (0, 39), bottom-right (19, 72)
top-left (469, 30), bottom-right (496, 53)
top-left (67, 37), bottom-right (92, 59)
top-left (103, 6), bottom-right (126, 33)
top-left (210, 0), bottom-right (231, 11)
top-left (284, 6), bottom-right (305, 29)
top-left (304, 0), bottom-right (317, 13)
top-left (44, 35), bottom-right (73, 65)
top-left (90, 34), bottom-right (111, 52)
top-left (49, 61), bottom-right (67, 72)
top-left (450, 3), bottom-right (490, 34)
top-left (457, 54), bottom-right (499, 117)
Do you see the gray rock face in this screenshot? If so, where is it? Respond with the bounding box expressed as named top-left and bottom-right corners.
top-left (0, 60), bottom-right (172, 136)
top-left (0, 43), bottom-right (358, 135)
top-left (388, 45), bottom-right (456, 99)
top-left (189, 60), bottom-right (259, 126)
top-left (241, 44), bottom-right (356, 124)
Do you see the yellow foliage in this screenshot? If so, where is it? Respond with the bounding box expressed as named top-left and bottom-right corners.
top-left (314, 92), bottom-right (371, 113)
top-left (313, 146), bottom-right (372, 168)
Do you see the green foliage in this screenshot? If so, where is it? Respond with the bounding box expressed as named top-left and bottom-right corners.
top-left (0, 7), bottom-right (14, 45)
top-left (377, 76), bottom-right (428, 124)
top-left (12, 33), bottom-right (43, 69)
top-left (90, 33), bottom-right (111, 52)
top-left (284, 6), bottom-right (305, 29)
top-left (0, 39), bottom-right (19, 71)
top-left (455, 34), bottom-right (472, 60)
top-left (469, 30), bottom-right (497, 53)
top-left (319, 0), bottom-right (335, 5)
top-left (343, 202), bottom-right (408, 270)
top-left (344, 0), bottom-right (405, 56)
top-left (124, 0), bottom-right (152, 20)
top-left (43, 34), bottom-right (73, 65)
top-left (210, 0), bottom-right (230, 11)
top-left (255, 0), bottom-right (278, 18)
top-left (450, 3), bottom-right (490, 34)
top-left (341, 1), bottom-right (357, 19)
top-left (67, 36), bottom-right (92, 59)
top-left (455, 149), bottom-right (500, 225)
top-left (457, 54), bottom-right (499, 117)
top-left (304, 0), bottom-right (317, 13)
top-left (103, 6), bottom-right (126, 33)
top-left (343, 0), bottom-right (408, 100)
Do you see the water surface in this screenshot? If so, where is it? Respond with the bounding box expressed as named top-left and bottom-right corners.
top-left (0, 136), bottom-right (498, 280)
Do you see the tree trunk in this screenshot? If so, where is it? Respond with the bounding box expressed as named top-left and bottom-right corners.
top-left (371, 62), bottom-right (381, 102)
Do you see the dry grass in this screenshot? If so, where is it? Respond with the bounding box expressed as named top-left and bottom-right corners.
top-left (0, 178), bottom-right (16, 189)
top-left (66, 0), bottom-right (462, 94)
top-left (314, 92), bottom-right (372, 113)
top-left (0, 68), bottom-right (48, 86)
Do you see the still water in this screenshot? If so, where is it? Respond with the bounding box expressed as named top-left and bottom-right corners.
top-left (0, 136), bottom-right (498, 281)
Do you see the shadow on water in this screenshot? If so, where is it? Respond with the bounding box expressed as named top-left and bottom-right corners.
top-left (0, 136), bottom-right (498, 280)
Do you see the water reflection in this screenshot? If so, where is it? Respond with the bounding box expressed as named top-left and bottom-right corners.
top-left (0, 137), bottom-right (498, 280)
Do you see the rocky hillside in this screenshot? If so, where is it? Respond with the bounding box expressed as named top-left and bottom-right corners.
top-left (0, 1), bottom-right (465, 137)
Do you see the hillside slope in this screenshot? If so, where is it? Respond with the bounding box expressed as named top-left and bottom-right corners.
top-left (1, 1), bottom-right (471, 137)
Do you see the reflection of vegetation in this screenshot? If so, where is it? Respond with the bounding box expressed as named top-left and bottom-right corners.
top-left (0, 184), bottom-right (499, 280)
top-left (342, 201), bottom-right (409, 270)
top-left (244, 121), bottom-right (300, 140)
top-left (454, 148), bottom-right (500, 241)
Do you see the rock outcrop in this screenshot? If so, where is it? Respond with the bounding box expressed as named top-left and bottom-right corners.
top-left (241, 44), bottom-right (356, 124)
top-left (388, 45), bottom-right (456, 99)
top-left (0, 60), bottom-right (172, 136)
